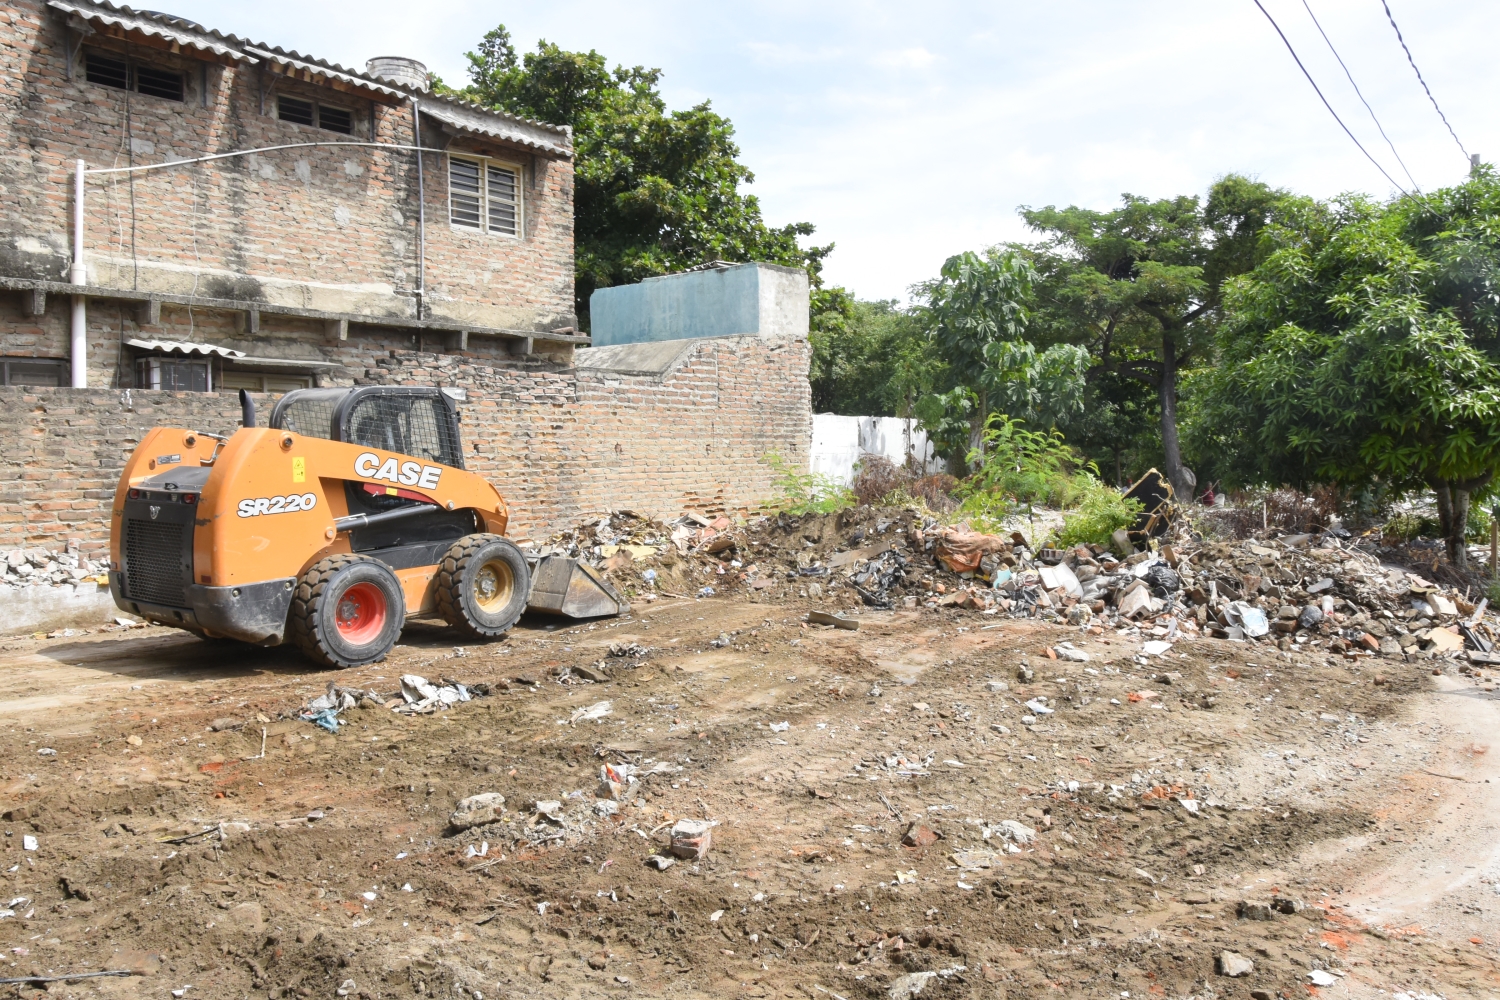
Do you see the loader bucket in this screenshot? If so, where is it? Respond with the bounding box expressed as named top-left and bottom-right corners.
top-left (525, 555), bottom-right (631, 619)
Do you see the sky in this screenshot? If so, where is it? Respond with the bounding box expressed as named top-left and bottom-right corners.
top-left (168, 0), bottom-right (1498, 301)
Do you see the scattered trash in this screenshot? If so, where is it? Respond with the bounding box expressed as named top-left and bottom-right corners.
top-left (398, 674), bottom-right (471, 714)
top-left (21, 836), bottom-right (36, 852)
top-left (807, 610), bottom-right (859, 630)
top-left (570, 700), bottom-right (613, 725)
top-left (1024, 697), bottom-right (1053, 715)
top-left (769, 721), bottom-right (790, 733)
top-left (1307, 970), bottom-right (1337, 987)
top-left (645, 854), bottom-right (676, 871)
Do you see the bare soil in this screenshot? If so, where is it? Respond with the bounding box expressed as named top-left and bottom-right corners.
top-left (0, 595), bottom-right (1495, 1000)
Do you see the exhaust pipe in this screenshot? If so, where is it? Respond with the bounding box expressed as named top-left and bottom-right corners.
top-left (239, 388), bottom-right (256, 428)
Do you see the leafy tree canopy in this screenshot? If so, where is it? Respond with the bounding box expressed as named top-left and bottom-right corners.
top-left (1017, 176), bottom-right (1288, 498)
top-left (447, 26), bottom-right (830, 325)
top-left (1190, 167), bottom-right (1500, 567)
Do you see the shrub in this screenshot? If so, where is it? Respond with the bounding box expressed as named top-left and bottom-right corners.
top-left (851, 455), bottom-right (958, 513)
top-left (761, 452), bottom-right (856, 515)
top-left (953, 414), bottom-right (1095, 530)
top-left (1054, 475), bottom-right (1144, 548)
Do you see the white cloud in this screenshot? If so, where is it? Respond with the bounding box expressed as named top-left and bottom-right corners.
top-left (871, 47), bottom-right (936, 70)
top-left (166, 0), bottom-right (1500, 300)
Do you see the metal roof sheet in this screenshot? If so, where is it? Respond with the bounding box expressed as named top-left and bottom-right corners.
top-left (420, 102), bottom-right (573, 159)
top-left (46, 1), bottom-right (571, 153)
top-left (47, 0), bottom-right (251, 61)
top-left (126, 339), bottom-right (341, 368)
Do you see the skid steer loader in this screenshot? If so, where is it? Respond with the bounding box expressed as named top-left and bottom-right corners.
top-left (107, 386), bottom-right (628, 668)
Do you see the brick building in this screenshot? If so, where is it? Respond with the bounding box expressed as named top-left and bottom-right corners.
top-left (0, 0), bottom-right (581, 389)
top-left (0, 2), bottom-right (815, 563)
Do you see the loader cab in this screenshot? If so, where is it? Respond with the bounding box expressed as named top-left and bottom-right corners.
top-left (268, 386), bottom-right (466, 470)
top-left (269, 386), bottom-right (475, 556)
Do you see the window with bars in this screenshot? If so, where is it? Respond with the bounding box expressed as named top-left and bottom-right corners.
top-left (276, 96), bottom-right (355, 135)
top-left (84, 49), bottom-right (184, 102)
top-left (449, 156), bottom-right (521, 237)
top-left (137, 358), bottom-right (210, 392)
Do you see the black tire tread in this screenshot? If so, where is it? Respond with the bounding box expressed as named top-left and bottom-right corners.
top-left (288, 553), bottom-right (381, 668)
top-left (435, 534), bottom-right (525, 639)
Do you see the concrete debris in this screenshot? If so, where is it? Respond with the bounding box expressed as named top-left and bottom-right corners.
top-left (1217, 951), bottom-right (1254, 977)
top-left (668, 818), bottom-right (717, 859)
top-left (450, 793), bottom-right (505, 830)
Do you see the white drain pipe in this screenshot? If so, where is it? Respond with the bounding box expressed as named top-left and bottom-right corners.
top-left (69, 158), bottom-right (87, 388)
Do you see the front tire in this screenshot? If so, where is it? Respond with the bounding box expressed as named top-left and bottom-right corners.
top-left (288, 555), bottom-right (405, 668)
top-left (436, 534), bottom-right (530, 639)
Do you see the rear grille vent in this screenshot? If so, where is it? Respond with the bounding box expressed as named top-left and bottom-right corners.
top-left (124, 519), bottom-right (189, 607)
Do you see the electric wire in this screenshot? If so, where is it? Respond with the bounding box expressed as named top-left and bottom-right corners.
top-left (1300, 0), bottom-right (1421, 193)
top-left (1252, 0), bottom-right (1411, 196)
top-left (1379, 0), bottom-right (1469, 162)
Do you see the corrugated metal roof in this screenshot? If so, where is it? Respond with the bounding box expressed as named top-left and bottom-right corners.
top-left (243, 45), bottom-right (408, 100)
top-left (420, 103), bottom-right (573, 159)
top-left (126, 339), bottom-right (340, 368)
top-left (47, 1), bottom-right (572, 155)
top-left (47, 0), bottom-right (251, 61)
top-left (127, 338), bottom-right (244, 359)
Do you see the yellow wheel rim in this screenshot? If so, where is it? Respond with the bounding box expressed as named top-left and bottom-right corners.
top-left (472, 558), bottom-right (515, 612)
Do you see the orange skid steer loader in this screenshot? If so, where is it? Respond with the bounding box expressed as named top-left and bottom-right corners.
top-left (108, 386), bottom-right (627, 667)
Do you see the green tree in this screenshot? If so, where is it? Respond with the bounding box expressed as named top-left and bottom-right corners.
top-left (1194, 168), bottom-right (1500, 568)
top-left (1018, 176), bottom-right (1286, 499)
top-left (915, 248), bottom-right (1037, 455)
top-left (808, 294), bottom-right (936, 416)
top-left (451, 26), bottom-right (830, 325)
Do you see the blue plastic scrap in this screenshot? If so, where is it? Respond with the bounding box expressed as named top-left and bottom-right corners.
top-left (302, 708), bottom-right (342, 733)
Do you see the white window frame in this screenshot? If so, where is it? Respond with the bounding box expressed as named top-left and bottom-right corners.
top-left (448, 154), bottom-right (523, 238)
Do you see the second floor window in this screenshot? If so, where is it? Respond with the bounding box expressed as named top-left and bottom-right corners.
top-left (277, 96), bottom-right (354, 135)
top-left (84, 50), bottom-right (184, 102)
top-left (449, 156), bottom-right (521, 237)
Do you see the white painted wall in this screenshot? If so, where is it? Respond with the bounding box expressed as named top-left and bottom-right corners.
top-left (809, 414), bottom-right (945, 485)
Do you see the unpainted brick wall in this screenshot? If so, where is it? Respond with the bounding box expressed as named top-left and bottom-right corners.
top-left (0, 0), bottom-right (575, 355)
top-left (0, 336), bottom-right (812, 557)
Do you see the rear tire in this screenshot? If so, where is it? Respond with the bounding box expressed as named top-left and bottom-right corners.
top-left (288, 554), bottom-right (405, 668)
top-left (436, 534), bottom-right (530, 639)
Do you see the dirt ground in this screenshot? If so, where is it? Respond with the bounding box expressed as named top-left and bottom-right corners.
top-left (0, 594), bottom-right (1496, 1000)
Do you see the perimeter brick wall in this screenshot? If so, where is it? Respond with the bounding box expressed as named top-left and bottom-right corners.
top-left (0, 335), bottom-right (812, 557)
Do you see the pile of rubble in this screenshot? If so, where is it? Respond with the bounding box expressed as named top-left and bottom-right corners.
top-left (0, 547), bottom-right (109, 591)
top-left (810, 516), bottom-right (1493, 660)
top-left (534, 505), bottom-right (1492, 660)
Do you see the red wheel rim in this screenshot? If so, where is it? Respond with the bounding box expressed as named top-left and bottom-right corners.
top-left (335, 582), bottom-right (387, 645)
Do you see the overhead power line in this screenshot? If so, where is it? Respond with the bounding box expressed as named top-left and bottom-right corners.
top-left (1251, 0), bottom-right (1412, 196)
top-left (1379, 0), bottom-right (1470, 163)
top-left (1300, 0), bottom-right (1421, 193)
